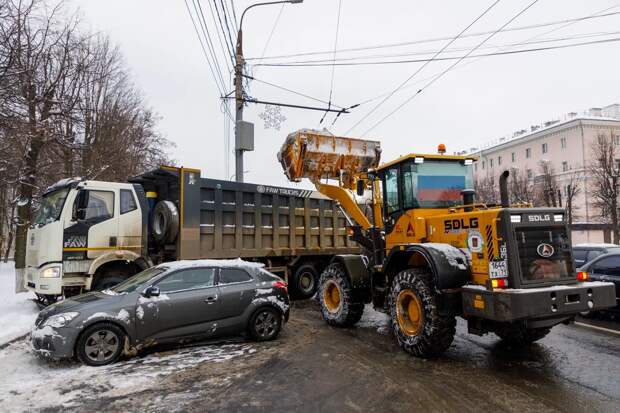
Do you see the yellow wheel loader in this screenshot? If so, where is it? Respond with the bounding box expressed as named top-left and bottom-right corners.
top-left (278, 129), bottom-right (616, 357)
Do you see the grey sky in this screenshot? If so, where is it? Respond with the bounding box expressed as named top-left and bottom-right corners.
top-left (74, 0), bottom-right (620, 188)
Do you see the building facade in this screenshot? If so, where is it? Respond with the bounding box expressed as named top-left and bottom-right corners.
top-left (465, 104), bottom-right (620, 244)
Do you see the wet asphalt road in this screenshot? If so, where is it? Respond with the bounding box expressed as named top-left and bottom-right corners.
top-left (70, 300), bottom-right (620, 413)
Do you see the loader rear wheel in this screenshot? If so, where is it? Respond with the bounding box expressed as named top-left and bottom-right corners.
top-left (495, 325), bottom-right (550, 345)
top-left (318, 263), bottom-right (364, 327)
top-left (389, 268), bottom-right (456, 358)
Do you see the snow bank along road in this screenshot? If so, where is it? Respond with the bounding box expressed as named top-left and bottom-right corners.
top-left (1, 297), bottom-right (619, 412)
top-left (0, 262), bottom-right (39, 345)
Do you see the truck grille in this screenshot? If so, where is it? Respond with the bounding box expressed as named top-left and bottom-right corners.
top-left (514, 227), bottom-right (574, 283)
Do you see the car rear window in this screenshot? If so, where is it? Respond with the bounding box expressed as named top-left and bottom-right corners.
top-left (219, 268), bottom-right (252, 284)
top-left (573, 250), bottom-right (587, 261)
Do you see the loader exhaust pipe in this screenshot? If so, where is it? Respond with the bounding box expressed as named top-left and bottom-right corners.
top-left (499, 170), bottom-right (510, 207)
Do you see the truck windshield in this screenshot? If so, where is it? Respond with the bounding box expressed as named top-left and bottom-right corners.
top-left (401, 160), bottom-right (473, 209)
top-left (34, 188), bottom-right (69, 226)
top-left (112, 266), bottom-right (167, 293)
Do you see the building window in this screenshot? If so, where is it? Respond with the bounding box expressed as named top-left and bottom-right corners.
top-left (526, 148), bottom-right (531, 158)
top-left (482, 161), bottom-right (485, 170)
top-left (498, 156), bottom-right (502, 165)
top-left (542, 143), bottom-right (548, 154)
top-left (526, 169), bottom-right (533, 179)
top-left (511, 152), bottom-right (516, 162)
top-left (474, 163), bottom-right (478, 172)
top-left (561, 137), bottom-right (567, 148)
top-left (490, 158), bottom-right (493, 168)
top-left (562, 161), bottom-right (568, 172)
top-left (614, 135), bottom-right (620, 145)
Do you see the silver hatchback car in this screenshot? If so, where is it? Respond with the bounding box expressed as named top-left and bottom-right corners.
top-left (31, 259), bottom-right (290, 366)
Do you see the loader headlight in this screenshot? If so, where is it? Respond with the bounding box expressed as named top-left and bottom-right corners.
top-left (553, 214), bottom-right (564, 222)
top-left (41, 312), bottom-right (79, 328)
top-left (41, 266), bottom-right (61, 278)
top-left (510, 215), bottom-right (521, 223)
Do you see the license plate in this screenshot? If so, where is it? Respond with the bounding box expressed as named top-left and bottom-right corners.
top-left (489, 261), bottom-right (508, 279)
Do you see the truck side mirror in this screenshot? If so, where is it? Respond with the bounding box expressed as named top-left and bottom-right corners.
top-left (72, 189), bottom-right (89, 221)
top-left (356, 179), bottom-right (365, 196)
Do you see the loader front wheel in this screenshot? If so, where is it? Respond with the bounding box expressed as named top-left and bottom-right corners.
top-left (389, 268), bottom-right (455, 358)
top-left (319, 263), bottom-right (364, 327)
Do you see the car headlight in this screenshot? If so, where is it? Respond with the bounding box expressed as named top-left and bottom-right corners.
top-left (41, 312), bottom-right (79, 328)
top-left (41, 266), bottom-right (61, 278)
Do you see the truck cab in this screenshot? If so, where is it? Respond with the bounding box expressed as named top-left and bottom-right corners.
top-left (25, 179), bottom-right (148, 299)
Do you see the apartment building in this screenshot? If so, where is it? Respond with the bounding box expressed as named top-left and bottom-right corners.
top-left (465, 104), bottom-right (620, 244)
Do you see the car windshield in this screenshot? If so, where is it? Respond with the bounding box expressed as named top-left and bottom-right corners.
top-left (111, 266), bottom-right (167, 293)
top-left (34, 188), bottom-right (69, 226)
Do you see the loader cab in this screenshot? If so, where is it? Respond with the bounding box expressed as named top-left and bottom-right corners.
top-left (376, 154), bottom-right (475, 233)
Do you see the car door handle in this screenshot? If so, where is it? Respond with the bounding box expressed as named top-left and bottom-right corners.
top-left (204, 295), bottom-right (218, 304)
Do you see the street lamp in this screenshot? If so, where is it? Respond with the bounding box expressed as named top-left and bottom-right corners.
top-left (234, 0), bottom-right (304, 183)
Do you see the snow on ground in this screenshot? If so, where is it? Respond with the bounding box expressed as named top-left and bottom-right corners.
top-left (357, 304), bottom-right (390, 333)
top-left (0, 338), bottom-right (255, 411)
top-left (0, 261), bottom-right (38, 345)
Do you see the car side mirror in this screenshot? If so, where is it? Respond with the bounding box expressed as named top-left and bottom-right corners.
top-left (72, 189), bottom-right (89, 221)
top-left (143, 286), bottom-right (160, 298)
top-left (356, 179), bottom-right (365, 196)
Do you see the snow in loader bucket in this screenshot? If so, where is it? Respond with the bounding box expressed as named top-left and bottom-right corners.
top-left (277, 129), bottom-right (381, 188)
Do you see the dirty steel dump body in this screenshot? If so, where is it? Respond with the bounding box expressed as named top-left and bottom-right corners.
top-left (131, 167), bottom-right (359, 268)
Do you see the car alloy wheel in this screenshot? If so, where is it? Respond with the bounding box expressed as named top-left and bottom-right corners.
top-left (84, 329), bottom-right (120, 363)
top-left (254, 310), bottom-right (278, 339)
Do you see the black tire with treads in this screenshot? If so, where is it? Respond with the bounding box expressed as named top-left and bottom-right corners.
top-left (389, 268), bottom-right (456, 358)
top-left (290, 263), bottom-right (319, 299)
top-left (151, 200), bottom-right (179, 244)
top-left (318, 263), bottom-right (364, 327)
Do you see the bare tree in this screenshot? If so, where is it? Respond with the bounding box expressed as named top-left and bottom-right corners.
top-left (562, 169), bottom-right (582, 226)
top-left (536, 160), bottom-right (560, 207)
top-left (474, 176), bottom-right (499, 205)
top-left (509, 167), bottom-right (535, 204)
top-left (589, 133), bottom-right (620, 243)
top-left (0, 0), bottom-right (173, 270)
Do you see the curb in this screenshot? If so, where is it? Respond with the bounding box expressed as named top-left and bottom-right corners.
top-left (0, 332), bottom-right (29, 351)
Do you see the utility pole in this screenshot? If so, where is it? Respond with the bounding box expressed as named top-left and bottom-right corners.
top-left (234, 0), bottom-right (304, 183)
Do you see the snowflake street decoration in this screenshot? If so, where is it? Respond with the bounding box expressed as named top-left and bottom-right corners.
top-left (259, 105), bottom-right (286, 130)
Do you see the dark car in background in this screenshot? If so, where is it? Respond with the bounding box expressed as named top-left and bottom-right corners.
top-left (31, 260), bottom-right (290, 366)
top-left (578, 253), bottom-right (620, 315)
top-left (573, 243), bottom-right (620, 268)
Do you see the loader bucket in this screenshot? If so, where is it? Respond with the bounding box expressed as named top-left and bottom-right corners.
top-left (277, 129), bottom-right (381, 188)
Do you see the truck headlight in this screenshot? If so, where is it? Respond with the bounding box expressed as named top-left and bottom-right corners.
top-left (41, 266), bottom-right (61, 278)
top-left (41, 312), bottom-right (79, 328)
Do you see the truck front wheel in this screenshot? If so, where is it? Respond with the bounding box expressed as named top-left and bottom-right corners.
top-left (494, 325), bottom-right (550, 345)
top-left (318, 263), bottom-right (364, 326)
top-left (389, 268), bottom-right (456, 358)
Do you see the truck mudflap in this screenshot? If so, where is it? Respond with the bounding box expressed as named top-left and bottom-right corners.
top-left (462, 281), bottom-right (616, 322)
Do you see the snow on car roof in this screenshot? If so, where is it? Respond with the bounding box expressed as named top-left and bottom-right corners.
top-left (156, 258), bottom-right (265, 270)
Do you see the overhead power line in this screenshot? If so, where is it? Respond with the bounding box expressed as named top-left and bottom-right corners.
top-left (206, 0), bottom-right (234, 69)
top-left (247, 9), bottom-right (620, 61)
top-left (360, 0), bottom-right (542, 137)
top-left (220, 0), bottom-right (237, 55)
top-left (346, 0), bottom-right (502, 135)
top-left (320, 0), bottom-right (343, 125)
top-left (255, 29), bottom-right (620, 66)
top-left (243, 74), bottom-right (346, 109)
top-left (254, 35), bottom-right (620, 68)
top-left (194, 0), bottom-right (228, 89)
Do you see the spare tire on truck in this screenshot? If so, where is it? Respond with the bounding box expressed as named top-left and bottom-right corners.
top-left (152, 200), bottom-right (179, 244)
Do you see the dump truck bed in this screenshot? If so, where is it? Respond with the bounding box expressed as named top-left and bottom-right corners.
top-left (132, 167), bottom-right (359, 261)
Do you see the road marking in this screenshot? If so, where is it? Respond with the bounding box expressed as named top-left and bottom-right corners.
top-left (573, 321), bottom-right (620, 336)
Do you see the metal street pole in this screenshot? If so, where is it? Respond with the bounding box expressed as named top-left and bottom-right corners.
top-left (234, 0), bottom-right (303, 183)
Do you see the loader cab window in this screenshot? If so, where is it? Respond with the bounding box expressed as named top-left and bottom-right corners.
top-left (382, 159), bottom-right (473, 213)
top-left (384, 167), bottom-right (400, 215)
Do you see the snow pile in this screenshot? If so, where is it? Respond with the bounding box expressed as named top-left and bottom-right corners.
top-left (0, 262), bottom-right (38, 345)
top-left (357, 304), bottom-right (390, 334)
top-left (0, 338), bottom-right (255, 411)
